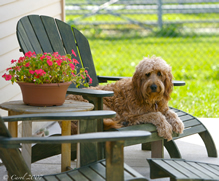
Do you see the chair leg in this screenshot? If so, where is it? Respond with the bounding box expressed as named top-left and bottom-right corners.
top-left (164, 140), bottom-right (182, 158)
top-left (199, 131), bottom-right (217, 157)
top-left (141, 142), bottom-right (151, 151)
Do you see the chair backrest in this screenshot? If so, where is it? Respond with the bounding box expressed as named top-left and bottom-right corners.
top-left (16, 15), bottom-right (99, 87)
top-left (0, 117), bottom-right (32, 179)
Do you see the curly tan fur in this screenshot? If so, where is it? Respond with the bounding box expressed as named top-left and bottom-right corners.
top-left (67, 56), bottom-right (184, 141)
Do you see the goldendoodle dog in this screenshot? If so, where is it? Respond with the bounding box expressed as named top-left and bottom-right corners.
top-left (67, 56), bottom-right (184, 141)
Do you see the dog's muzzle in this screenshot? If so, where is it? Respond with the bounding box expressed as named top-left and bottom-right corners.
top-left (150, 84), bottom-right (157, 92)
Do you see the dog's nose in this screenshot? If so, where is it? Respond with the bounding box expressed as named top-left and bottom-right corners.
top-left (150, 84), bottom-right (157, 92)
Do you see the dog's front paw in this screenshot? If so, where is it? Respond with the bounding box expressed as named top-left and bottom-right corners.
top-left (156, 114), bottom-right (173, 141)
top-left (172, 117), bottom-right (184, 134)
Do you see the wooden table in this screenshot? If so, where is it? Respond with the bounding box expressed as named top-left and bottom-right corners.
top-left (0, 100), bottom-right (94, 172)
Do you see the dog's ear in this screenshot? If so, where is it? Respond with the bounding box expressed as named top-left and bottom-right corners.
top-left (164, 71), bottom-right (173, 100)
top-left (132, 72), bottom-right (144, 104)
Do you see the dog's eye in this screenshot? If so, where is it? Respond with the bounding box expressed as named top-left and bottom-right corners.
top-left (157, 71), bottom-right (162, 76)
top-left (145, 73), bottom-right (150, 77)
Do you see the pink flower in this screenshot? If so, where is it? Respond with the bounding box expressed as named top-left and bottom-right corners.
top-left (35, 69), bottom-right (46, 76)
top-left (89, 77), bottom-right (93, 84)
top-left (2, 73), bottom-right (6, 78)
top-left (69, 63), bottom-right (75, 70)
top-left (81, 75), bottom-right (85, 79)
top-left (71, 49), bottom-right (77, 57)
top-left (6, 67), bottom-right (12, 71)
top-left (73, 59), bottom-right (79, 64)
top-left (2, 73), bottom-right (12, 81)
top-left (25, 62), bottom-right (30, 67)
top-left (25, 51), bottom-right (35, 58)
top-left (46, 56), bottom-right (51, 60)
top-left (13, 66), bottom-right (20, 71)
top-left (18, 56), bottom-right (25, 63)
top-left (11, 59), bottom-right (17, 64)
top-left (52, 52), bottom-right (58, 56)
top-left (29, 70), bottom-right (35, 74)
top-left (47, 60), bottom-right (53, 66)
top-left (40, 55), bottom-right (45, 60)
top-left (56, 59), bottom-right (62, 66)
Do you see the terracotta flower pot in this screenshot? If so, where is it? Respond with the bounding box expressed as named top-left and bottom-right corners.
top-left (17, 82), bottom-right (71, 106)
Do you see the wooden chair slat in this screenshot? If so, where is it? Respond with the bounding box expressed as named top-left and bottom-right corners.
top-left (148, 159), bottom-right (219, 181)
top-left (90, 162), bottom-right (106, 178)
top-left (42, 175), bottom-right (59, 180)
top-left (164, 160), bottom-right (200, 178)
top-left (175, 111), bottom-right (187, 116)
top-left (73, 27), bottom-right (99, 87)
top-left (28, 15), bottom-right (53, 53)
top-left (178, 115), bottom-right (194, 121)
top-left (67, 170), bottom-right (89, 181)
top-left (209, 164), bottom-right (219, 172)
top-left (79, 166), bottom-right (105, 181)
top-left (183, 119), bottom-right (201, 128)
top-left (55, 19), bottom-right (81, 61)
top-left (152, 159), bottom-right (187, 178)
top-left (174, 125), bottom-right (206, 139)
top-left (177, 161), bottom-right (212, 179)
top-left (41, 16), bottom-right (66, 55)
top-left (197, 163), bottom-right (219, 176)
top-left (56, 173), bottom-right (74, 181)
top-left (16, 19), bottom-right (35, 53)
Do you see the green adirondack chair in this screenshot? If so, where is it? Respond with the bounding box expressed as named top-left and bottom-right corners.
top-left (16, 15), bottom-right (217, 162)
top-left (0, 111), bottom-right (150, 181)
top-left (147, 158), bottom-right (219, 181)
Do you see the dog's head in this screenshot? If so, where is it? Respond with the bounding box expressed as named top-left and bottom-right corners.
top-left (132, 56), bottom-right (173, 104)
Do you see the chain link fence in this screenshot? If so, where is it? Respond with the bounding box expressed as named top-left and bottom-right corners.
top-left (65, 0), bottom-right (219, 81)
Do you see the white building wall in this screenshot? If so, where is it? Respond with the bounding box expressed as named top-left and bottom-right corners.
top-left (0, 0), bottom-right (65, 116)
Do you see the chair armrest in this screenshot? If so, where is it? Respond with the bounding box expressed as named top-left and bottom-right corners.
top-left (173, 80), bottom-right (185, 86)
top-left (97, 75), bottom-right (129, 83)
top-left (2, 110), bottom-right (116, 122)
top-left (67, 88), bottom-right (114, 97)
top-left (98, 76), bottom-right (185, 86)
top-left (0, 131), bottom-right (151, 148)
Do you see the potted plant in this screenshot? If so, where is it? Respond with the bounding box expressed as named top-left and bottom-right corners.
top-left (2, 50), bottom-right (92, 106)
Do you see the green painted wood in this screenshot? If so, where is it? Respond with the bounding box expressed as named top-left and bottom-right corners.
top-left (199, 130), bottom-right (218, 157)
top-left (19, 16), bottom-right (42, 53)
top-left (67, 88), bottom-right (114, 97)
top-left (55, 18), bottom-right (83, 73)
top-left (16, 19), bottom-right (35, 53)
top-left (164, 140), bottom-right (182, 158)
top-left (56, 173), bottom-right (74, 181)
top-left (164, 160), bottom-right (199, 178)
top-left (1, 131), bottom-right (151, 147)
top-left (28, 15), bottom-right (53, 53)
top-left (2, 110), bottom-right (116, 122)
top-left (41, 16), bottom-right (66, 55)
top-left (151, 160), bottom-right (187, 178)
top-left (183, 119), bottom-right (201, 128)
top-left (177, 161), bottom-right (211, 179)
top-left (90, 162), bottom-right (106, 178)
top-left (106, 141), bottom-right (124, 181)
top-left (79, 166), bottom-right (105, 181)
top-left (0, 118), bottom-right (32, 179)
top-left (42, 175), bottom-right (59, 181)
top-left (79, 119), bottom-right (99, 166)
top-left (174, 125), bottom-right (206, 139)
top-left (197, 163), bottom-right (219, 177)
top-left (147, 159), bottom-right (219, 181)
top-left (67, 170), bottom-right (89, 181)
top-left (31, 134), bottom-right (77, 163)
top-left (73, 27), bottom-right (99, 87)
